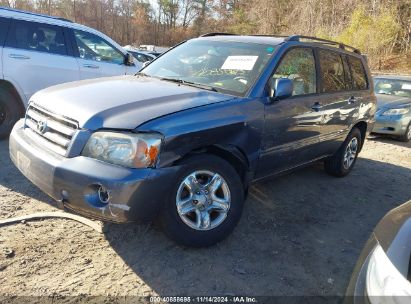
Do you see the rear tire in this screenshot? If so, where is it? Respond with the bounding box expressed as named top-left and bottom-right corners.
top-left (159, 154), bottom-right (244, 247)
top-left (0, 89), bottom-right (23, 140)
top-left (398, 123), bottom-right (411, 142)
top-left (324, 127), bottom-right (362, 177)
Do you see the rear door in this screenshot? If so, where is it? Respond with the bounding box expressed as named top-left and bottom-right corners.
top-left (314, 49), bottom-right (358, 153)
top-left (257, 47), bottom-right (325, 177)
top-left (3, 19), bottom-right (80, 101)
top-left (347, 56), bottom-right (372, 121)
top-left (70, 29), bottom-right (127, 79)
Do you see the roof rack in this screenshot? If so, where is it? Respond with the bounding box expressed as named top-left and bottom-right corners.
top-left (286, 35), bottom-right (361, 54)
top-left (249, 34), bottom-right (290, 38)
top-left (0, 7), bottom-right (73, 23)
top-left (200, 33), bottom-right (236, 37)
top-left (198, 33), bottom-right (361, 54)
top-left (200, 33), bottom-right (289, 39)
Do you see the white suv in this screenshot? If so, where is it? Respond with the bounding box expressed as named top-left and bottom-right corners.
top-left (0, 7), bottom-right (141, 138)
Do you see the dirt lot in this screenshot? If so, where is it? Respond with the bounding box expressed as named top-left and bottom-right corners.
top-left (0, 136), bottom-right (410, 299)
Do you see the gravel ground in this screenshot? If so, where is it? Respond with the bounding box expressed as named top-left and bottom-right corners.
top-left (0, 136), bottom-right (410, 299)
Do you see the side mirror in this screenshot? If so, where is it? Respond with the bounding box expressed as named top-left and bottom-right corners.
top-left (125, 53), bottom-right (134, 66)
top-left (269, 78), bottom-right (293, 101)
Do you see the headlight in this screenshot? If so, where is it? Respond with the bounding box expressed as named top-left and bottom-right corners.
top-left (366, 244), bottom-right (411, 300)
top-left (382, 108), bottom-right (410, 116)
top-left (82, 132), bottom-right (162, 168)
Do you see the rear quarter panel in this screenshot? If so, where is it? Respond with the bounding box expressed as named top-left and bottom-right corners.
top-left (356, 56), bottom-right (377, 131)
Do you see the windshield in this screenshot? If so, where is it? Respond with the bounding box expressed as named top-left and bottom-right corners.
top-left (374, 78), bottom-right (411, 98)
top-left (141, 39), bottom-right (276, 96)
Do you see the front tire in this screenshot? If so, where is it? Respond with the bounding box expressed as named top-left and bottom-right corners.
top-left (324, 127), bottom-right (362, 177)
top-left (159, 154), bottom-right (244, 247)
top-left (0, 89), bottom-right (23, 140)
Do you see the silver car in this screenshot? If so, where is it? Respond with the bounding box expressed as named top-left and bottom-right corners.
top-left (372, 75), bottom-right (411, 142)
top-left (345, 200), bottom-right (411, 303)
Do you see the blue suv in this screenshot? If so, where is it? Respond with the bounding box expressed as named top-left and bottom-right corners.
top-left (9, 34), bottom-right (376, 247)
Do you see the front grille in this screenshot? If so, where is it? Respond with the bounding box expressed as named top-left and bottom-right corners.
top-left (24, 103), bottom-right (78, 156)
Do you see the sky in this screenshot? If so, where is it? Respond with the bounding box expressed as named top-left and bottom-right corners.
top-left (148, 0), bottom-right (158, 11)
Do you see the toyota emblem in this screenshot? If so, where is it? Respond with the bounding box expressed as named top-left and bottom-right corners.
top-left (36, 119), bottom-right (48, 134)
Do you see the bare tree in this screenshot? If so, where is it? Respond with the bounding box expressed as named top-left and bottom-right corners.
top-left (0, 0), bottom-right (409, 71)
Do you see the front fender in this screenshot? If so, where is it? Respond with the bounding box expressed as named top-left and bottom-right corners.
top-left (1, 77), bottom-right (28, 108)
top-left (136, 97), bottom-right (265, 175)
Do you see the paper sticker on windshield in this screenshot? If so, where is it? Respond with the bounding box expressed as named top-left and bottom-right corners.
top-left (221, 56), bottom-right (258, 70)
top-left (402, 84), bottom-right (411, 90)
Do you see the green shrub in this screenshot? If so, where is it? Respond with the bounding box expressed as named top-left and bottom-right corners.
top-left (317, 6), bottom-right (402, 59)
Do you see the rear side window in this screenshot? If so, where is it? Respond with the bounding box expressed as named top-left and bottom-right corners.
top-left (319, 50), bottom-right (348, 93)
top-left (273, 48), bottom-right (317, 96)
top-left (6, 20), bottom-right (67, 55)
top-left (342, 56), bottom-right (353, 90)
top-left (348, 56), bottom-right (368, 90)
top-left (0, 17), bottom-right (11, 47)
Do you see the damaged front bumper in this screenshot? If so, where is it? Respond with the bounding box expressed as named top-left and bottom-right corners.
top-left (9, 119), bottom-right (178, 223)
top-left (372, 112), bottom-right (411, 136)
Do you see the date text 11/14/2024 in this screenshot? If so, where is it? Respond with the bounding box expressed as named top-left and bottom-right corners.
top-left (149, 296), bottom-right (258, 303)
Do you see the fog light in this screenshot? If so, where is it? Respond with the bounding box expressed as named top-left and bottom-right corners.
top-left (84, 184), bottom-right (111, 207)
top-left (98, 186), bottom-right (110, 204)
top-left (61, 190), bottom-right (69, 199)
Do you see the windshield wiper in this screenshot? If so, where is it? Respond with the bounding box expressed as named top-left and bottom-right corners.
top-left (160, 77), bottom-right (218, 92)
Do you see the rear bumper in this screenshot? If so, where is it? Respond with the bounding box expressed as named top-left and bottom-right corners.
top-left (372, 114), bottom-right (410, 136)
top-left (9, 119), bottom-right (179, 223)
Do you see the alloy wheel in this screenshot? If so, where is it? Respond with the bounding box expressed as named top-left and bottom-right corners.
top-left (343, 137), bottom-right (359, 169)
top-left (176, 170), bottom-right (231, 231)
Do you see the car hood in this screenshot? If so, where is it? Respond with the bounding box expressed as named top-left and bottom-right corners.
top-left (376, 94), bottom-right (411, 109)
top-left (30, 76), bottom-right (234, 130)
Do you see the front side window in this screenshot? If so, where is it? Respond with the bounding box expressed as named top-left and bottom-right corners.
top-left (142, 39), bottom-right (276, 96)
top-left (6, 20), bottom-right (67, 55)
top-left (0, 17), bottom-right (11, 46)
top-left (348, 56), bottom-right (368, 90)
top-left (272, 48), bottom-right (316, 96)
top-left (73, 30), bottom-right (124, 64)
top-left (319, 50), bottom-right (347, 93)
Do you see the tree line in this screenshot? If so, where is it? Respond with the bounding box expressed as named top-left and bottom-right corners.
top-left (1, 0), bottom-right (410, 71)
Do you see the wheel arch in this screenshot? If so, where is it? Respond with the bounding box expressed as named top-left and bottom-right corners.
top-left (352, 120), bottom-right (368, 151)
top-left (0, 80), bottom-right (26, 115)
top-left (173, 144), bottom-right (251, 190)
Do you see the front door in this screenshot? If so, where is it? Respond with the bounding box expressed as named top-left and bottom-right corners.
top-left (257, 47), bottom-right (325, 178)
top-left (71, 29), bottom-right (127, 80)
top-left (3, 19), bottom-right (80, 101)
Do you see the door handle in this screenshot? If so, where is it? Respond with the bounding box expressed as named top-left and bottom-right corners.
top-left (9, 54), bottom-right (30, 60)
top-left (83, 64), bottom-right (99, 69)
top-left (311, 102), bottom-right (323, 112)
top-left (347, 96), bottom-right (356, 104)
